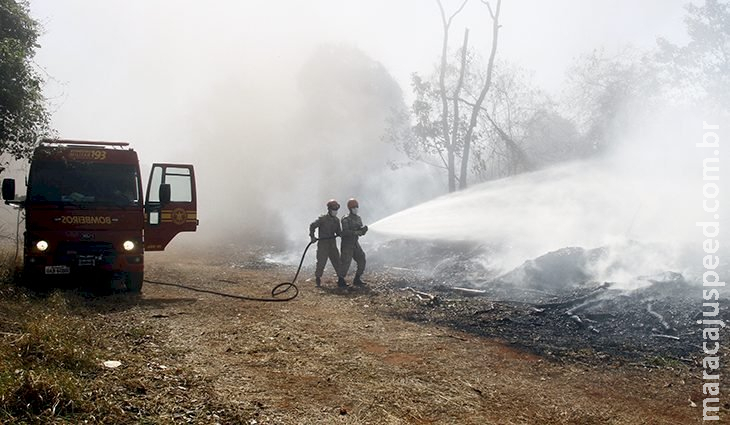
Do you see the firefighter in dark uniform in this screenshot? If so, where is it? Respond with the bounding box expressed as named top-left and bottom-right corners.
top-left (340, 198), bottom-right (368, 286)
top-left (309, 199), bottom-right (347, 287)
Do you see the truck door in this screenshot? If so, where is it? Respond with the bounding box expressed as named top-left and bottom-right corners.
top-left (144, 164), bottom-right (198, 251)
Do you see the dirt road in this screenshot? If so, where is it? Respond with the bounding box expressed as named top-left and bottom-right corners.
top-left (60, 251), bottom-right (698, 424)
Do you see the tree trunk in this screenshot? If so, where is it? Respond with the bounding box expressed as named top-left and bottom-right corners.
top-left (451, 29), bottom-right (470, 188)
top-left (437, 0), bottom-right (454, 192)
top-left (484, 111), bottom-right (532, 174)
top-left (435, 0), bottom-right (468, 192)
top-left (459, 0), bottom-right (501, 190)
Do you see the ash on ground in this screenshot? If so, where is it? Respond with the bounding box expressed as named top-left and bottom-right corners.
top-left (365, 240), bottom-right (728, 367)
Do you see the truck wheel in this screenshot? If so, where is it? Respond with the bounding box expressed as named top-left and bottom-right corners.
top-left (126, 272), bottom-right (144, 293)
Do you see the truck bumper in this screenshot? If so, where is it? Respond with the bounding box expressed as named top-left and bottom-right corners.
top-left (25, 245), bottom-right (144, 279)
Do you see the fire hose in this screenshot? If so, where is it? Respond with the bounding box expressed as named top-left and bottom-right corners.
top-left (143, 236), bottom-right (337, 302)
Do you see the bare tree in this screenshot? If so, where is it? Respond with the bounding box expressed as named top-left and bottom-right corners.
top-left (432, 0), bottom-right (502, 191)
top-left (388, 0), bottom-right (560, 191)
top-left (435, 0), bottom-right (469, 191)
top-left (458, 0), bottom-right (501, 189)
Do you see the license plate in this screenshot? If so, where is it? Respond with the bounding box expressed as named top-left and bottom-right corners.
top-left (78, 255), bottom-right (96, 267)
top-left (45, 265), bottom-right (71, 275)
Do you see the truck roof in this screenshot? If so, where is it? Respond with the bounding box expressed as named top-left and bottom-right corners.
top-left (33, 139), bottom-right (139, 164)
top-left (40, 139), bottom-right (131, 149)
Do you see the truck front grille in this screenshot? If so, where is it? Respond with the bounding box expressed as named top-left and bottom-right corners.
top-left (56, 242), bottom-right (116, 266)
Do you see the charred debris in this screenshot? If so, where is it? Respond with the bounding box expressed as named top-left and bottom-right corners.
top-left (366, 240), bottom-right (727, 367)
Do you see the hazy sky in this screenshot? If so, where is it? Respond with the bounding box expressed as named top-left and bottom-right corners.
top-left (29, 0), bottom-right (690, 157)
top-left (22, 0), bottom-right (696, 247)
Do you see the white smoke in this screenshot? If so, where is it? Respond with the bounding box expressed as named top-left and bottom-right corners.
top-left (371, 104), bottom-right (729, 287)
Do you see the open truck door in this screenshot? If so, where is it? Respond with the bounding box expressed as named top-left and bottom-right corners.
top-left (144, 164), bottom-right (198, 251)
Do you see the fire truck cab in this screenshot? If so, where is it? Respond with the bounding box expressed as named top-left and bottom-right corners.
top-left (1, 139), bottom-right (198, 292)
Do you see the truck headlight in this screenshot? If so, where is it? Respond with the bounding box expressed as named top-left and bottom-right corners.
top-left (123, 240), bottom-right (135, 251)
top-left (36, 240), bottom-right (48, 251)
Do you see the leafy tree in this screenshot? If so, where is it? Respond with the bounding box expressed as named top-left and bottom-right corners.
top-left (656, 0), bottom-right (730, 110)
top-left (519, 108), bottom-right (583, 169)
top-left (0, 0), bottom-right (50, 159)
top-left (562, 48), bottom-right (654, 154)
top-left (561, 0), bottom-right (730, 156)
top-left (469, 63), bottom-right (546, 179)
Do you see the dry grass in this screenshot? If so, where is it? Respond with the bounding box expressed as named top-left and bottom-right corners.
top-left (0, 269), bottom-right (244, 423)
top-left (0, 282), bottom-right (125, 423)
top-left (0, 249), bottom-right (713, 424)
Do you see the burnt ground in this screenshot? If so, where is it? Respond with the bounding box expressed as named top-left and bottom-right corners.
top-left (375, 274), bottom-right (715, 366)
top-left (1, 243), bottom-right (727, 424)
top-left (366, 240), bottom-right (729, 366)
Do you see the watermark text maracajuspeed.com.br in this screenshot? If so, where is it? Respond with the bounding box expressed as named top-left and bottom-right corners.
top-left (698, 121), bottom-right (723, 421)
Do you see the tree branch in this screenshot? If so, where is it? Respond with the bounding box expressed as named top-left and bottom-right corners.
top-left (450, 28), bottom-right (470, 178)
top-left (455, 96), bottom-right (532, 173)
top-left (481, 0), bottom-right (495, 19)
top-left (435, 144), bottom-right (450, 169)
top-left (435, 0), bottom-right (469, 192)
top-left (458, 0), bottom-right (501, 189)
top-left (449, 0), bottom-right (470, 24)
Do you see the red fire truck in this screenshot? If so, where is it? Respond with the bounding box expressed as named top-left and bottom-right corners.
top-left (1, 139), bottom-right (198, 292)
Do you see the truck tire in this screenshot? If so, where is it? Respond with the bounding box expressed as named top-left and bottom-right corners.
top-left (126, 272), bottom-right (144, 293)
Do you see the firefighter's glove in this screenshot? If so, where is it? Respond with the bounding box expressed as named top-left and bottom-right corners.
top-left (361, 225), bottom-right (368, 235)
top-left (310, 235), bottom-right (317, 244)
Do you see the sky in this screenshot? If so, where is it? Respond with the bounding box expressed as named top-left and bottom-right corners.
top-left (29, 0), bottom-right (690, 152)
top-left (21, 0), bottom-right (696, 248)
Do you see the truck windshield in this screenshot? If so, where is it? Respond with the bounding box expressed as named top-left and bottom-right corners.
top-left (28, 161), bottom-right (140, 206)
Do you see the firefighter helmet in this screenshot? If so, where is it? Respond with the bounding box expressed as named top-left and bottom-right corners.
top-left (347, 198), bottom-right (359, 209)
top-left (326, 199), bottom-right (340, 210)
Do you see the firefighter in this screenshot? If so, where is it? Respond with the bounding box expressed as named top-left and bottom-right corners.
top-left (340, 198), bottom-right (368, 286)
top-left (309, 199), bottom-right (347, 287)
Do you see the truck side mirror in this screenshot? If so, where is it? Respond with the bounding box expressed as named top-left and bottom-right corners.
top-left (2, 178), bottom-right (15, 201)
top-left (159, 183), bottom-right (171, 204)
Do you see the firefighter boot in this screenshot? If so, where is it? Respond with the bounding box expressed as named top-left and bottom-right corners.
top-left (337, 276), bottom-right (348, 288)
top-left (315, 277), bottom-right (321, 287)
top-left (353, 274), bottom-right (365, 286)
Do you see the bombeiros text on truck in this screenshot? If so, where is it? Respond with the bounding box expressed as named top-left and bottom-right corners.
top-left (2, 139), bottom-right (198, 292)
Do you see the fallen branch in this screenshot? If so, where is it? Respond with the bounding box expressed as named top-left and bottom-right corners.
top-left (401, 287), bottom-right (437, 302)
top-left (651, 334), bottom-right (680, 341)
top-left (566, 298), bottom-right (605, 316)
top-left (451, 287), bottom-right (486, 296)
top-left (646, 302), bottom-right (675, 332)
top-left (568, 314), bottom-right (583, 325)
top-left (386, 266), bottom-right (420, 273)
top-left (567, 313), bottom-right (599, 333)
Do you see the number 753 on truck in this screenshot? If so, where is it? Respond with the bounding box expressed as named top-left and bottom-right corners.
top-left (2, 139), bottom-right (198, 292)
